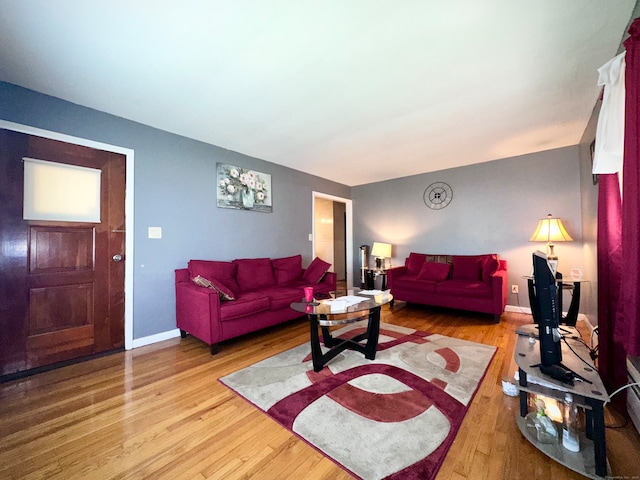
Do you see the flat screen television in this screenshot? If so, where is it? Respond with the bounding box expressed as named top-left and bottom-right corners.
top-left (531, 251), bottom-right (574, 384)
top-left (532, 251), bottom-right (562, 366)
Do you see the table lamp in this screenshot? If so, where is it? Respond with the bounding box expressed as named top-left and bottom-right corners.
top-left (529, 214), bottom-right (573, 270)
top-left (371, 242), bottom-right (392, 270)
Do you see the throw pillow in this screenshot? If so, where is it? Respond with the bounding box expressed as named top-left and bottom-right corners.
top-left (406, 253), bottom-right (428, 275)
top-left (451, 256), bottom-right (483, 281)
top-left (418, 262), bottom-right (451, 281)
top-left (272, 254), bottom-right (303, 285)
top-left (234, 258), bottom-right (276, 291)
top-left (192, 275), bottom-right (235, 301)
top-left (303, 257), bottom-right (331, 284)
top-left (188, 260), bottom-right (239, 294)
top-left (482, 255), bottom-right (500, 283)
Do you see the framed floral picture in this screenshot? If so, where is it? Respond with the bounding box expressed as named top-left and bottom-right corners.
top-left (216, 163), bottom-right (272, 213)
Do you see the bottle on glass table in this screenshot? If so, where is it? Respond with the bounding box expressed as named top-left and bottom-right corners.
top-left (562, 393), bottom-right (580, 452)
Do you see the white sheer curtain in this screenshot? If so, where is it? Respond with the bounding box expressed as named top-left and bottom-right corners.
top-left (593, 52), bottom-right (626, 176)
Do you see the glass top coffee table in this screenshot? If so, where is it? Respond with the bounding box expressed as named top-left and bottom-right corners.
top-left (290, 291), bottom-right (393, 372)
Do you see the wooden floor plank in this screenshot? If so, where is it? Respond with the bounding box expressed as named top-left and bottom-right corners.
top-left (1, 305), bottom-right (639, 479)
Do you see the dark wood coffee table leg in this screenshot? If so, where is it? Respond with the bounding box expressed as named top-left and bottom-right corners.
top-left (364, 306), bottom-right (381, 360)
top-left (308, 308), bottom-right (382, 372)
top-left (321, 325), bottom-right (337, 347)
top-left (309, 315), bottom-right (324, 372)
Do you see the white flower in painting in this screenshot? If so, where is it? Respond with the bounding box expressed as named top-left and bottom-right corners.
top-left (218, 165), bottom-right (269, 205)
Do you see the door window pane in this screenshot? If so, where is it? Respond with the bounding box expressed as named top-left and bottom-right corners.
top-left (23, 157), bottom-right (101, 222)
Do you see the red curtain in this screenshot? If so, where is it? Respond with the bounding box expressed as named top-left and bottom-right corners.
top-left (619, 18), bottom-right (640, 357)
top-left (597, 174), bottom-right (625, 393)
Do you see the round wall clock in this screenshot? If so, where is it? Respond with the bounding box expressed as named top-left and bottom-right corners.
top-left (423, 182), bottom-right (453, 210)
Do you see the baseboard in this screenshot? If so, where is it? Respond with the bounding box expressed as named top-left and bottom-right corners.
top-left (505, 306), bottom-right (591, 328)
top-left (505, 304), bottom-right (532, 314)
top-left (131, 328), bottom-right (181, 349)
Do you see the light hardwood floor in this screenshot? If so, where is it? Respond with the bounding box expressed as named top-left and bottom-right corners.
top-left (1, 304), bottom-right (639, 479)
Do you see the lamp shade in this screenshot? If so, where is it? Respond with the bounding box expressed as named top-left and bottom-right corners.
top-left (529, 214), bottom-right (573, 243)
top-left (371, 242), bottom-right (392, 258)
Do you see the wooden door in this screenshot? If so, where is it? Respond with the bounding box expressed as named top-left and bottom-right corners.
top-left (0, 129), bottom-right (126, 378)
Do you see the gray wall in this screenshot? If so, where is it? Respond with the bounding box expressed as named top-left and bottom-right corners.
top-left (352, 146), bottom-right (588, 316)
top-left (0, 82), bottom-right (350, 339)
top-left (578, 102), bottom-right (601, 326)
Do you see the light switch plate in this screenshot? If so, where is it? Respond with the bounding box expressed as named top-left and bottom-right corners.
top-left (148, 226), bottom-right (162, 239)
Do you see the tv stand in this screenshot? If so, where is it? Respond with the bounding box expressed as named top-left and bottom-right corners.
top-left (514, 324), bottom-right (610, 478)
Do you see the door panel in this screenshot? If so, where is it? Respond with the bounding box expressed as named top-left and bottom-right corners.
top-left (0, 129), bottom-right (125, 377)
top-left (29, 226), bottom-right (94, 273)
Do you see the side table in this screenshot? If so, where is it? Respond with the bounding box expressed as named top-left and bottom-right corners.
top-left (514, 324), bottom-right (609, 478)
top-left (526, 273), bottom-right (586, 326)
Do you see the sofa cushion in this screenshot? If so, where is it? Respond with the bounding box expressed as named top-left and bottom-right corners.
top-left (393, 275), bottom-right (438, 293)
top-left (234, 258), bottom-right (276, 291)
top-left (406, 253), bottom-right (427, 275)
top-left (451, 256), bottom-right (483, 281)
top-left (188, 260), bottom-right (239, 295)
top-left (303, 257), bottom-right (331, 284)
top-left (482, 254), bottom-right (500, 283)
top-left (259, 286), bottom-right (304, 310)
top-left (191, 275), bottom-right (235, 301)
top-left (418, 262), bottom-right (451, 282)
top-left (272, 254), bottom-right (303, 285)
top-left (219, 292), bottom-right (270, 321)
top-left (436, 280), bottom-right (492, 298)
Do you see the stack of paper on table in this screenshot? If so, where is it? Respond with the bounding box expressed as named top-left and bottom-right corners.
top-left (322, 295), bottom-right (369, 312)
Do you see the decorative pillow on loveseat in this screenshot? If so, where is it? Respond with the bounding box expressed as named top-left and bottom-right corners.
top-left (406, 253), bottom-right (428, 275)
top-left (272, 254), bottom-right (303, 285)
top-left (302, 257), bottom-right (331, 284)
top-left (482, 254), bottom-right (500, 283)
top-left (418, 262), bottom-right (451, 281)
top-left (192, 275), bottom-right (235, 301)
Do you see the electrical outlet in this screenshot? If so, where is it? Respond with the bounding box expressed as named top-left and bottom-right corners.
top-left (511, 285), bottom-right (519, 294)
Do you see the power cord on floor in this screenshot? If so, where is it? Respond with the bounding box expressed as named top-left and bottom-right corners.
top-left (511, 291), bottom-right (530, 314)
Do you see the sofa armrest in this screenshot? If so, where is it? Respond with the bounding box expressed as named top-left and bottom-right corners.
top-left (491, 262), bottom-right (508, 312)
top-left (175, 273), bottom-right (222, 345)
top-left (386, 266), bottom-right (407, 289)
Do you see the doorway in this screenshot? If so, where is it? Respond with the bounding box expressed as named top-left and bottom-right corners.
top-left (312, 192), bottom-right (353, 289)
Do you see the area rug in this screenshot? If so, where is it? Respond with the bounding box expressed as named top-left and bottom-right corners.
top-left (219, 322), bottom-right (496, 480)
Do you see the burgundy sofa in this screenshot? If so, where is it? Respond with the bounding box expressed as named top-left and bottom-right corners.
top-left (175, 255), bottom-right (336, 354)
top-left (386, 253), bottom-right (508, 322)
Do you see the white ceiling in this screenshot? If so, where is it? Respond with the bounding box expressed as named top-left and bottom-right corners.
top-left (0, 1), bottom-right (636, 186)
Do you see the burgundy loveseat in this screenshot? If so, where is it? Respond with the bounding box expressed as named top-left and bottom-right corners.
top-left (386, 253), bottom-right (508, 322)
top-left (175, 255), bottom-right (336, 354)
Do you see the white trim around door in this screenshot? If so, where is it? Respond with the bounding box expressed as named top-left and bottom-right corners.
top-left (312, 191), bottom-right (353, 289)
